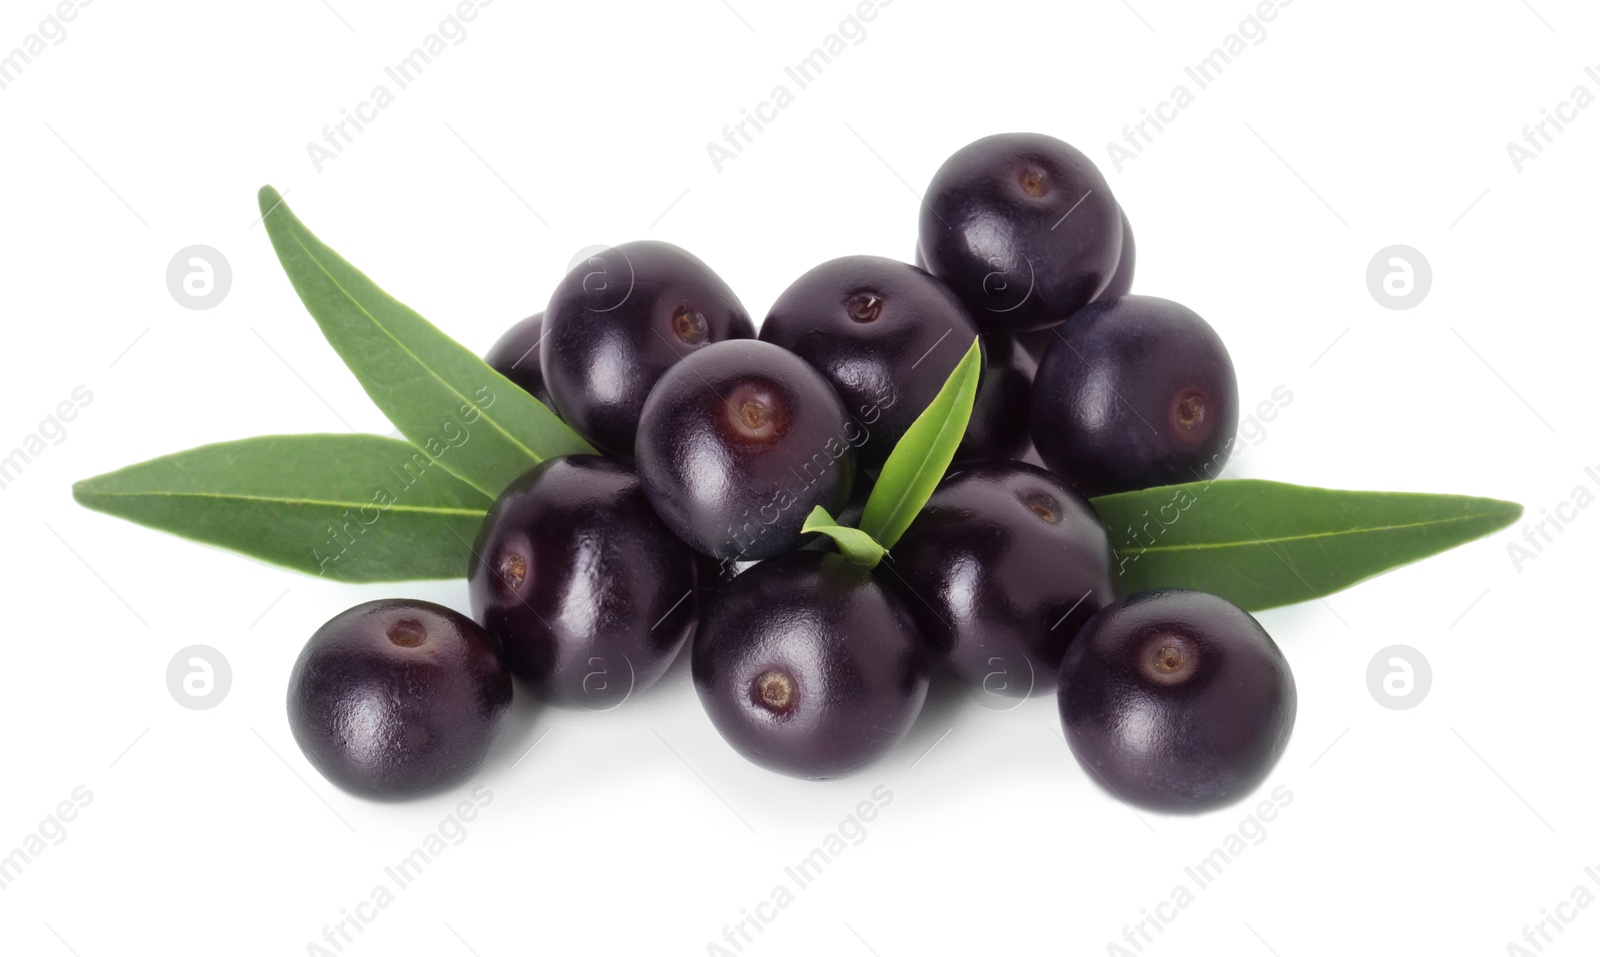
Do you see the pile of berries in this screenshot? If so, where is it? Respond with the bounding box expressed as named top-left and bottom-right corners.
top-left (287, 132), bottom-right (1296, 812)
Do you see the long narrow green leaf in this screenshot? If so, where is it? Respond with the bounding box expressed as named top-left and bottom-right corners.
top-left (801, 506), bottom-right (887, 567)
top-left (860, 338), bottom-right (982, 550)
top-left (1089, 479), bottom-right (1523, 610)
top-left (73, 435), bottom-right (492, 582)
top-left (258, 186), bottom-right (594, 498)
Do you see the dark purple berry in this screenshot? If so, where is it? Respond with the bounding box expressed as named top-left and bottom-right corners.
top-left (468, 455), bottom-right (697, 709)
top-left (1058, 589), bottom-right (1296, 811)
top-left (692, 552), bottom-right (928, 779)
top-left (887, 461), bottom-right (1113, 698)
top-left (1031, 295), bottom-right (1238, 497)
top-left (1101, 205), bottom-right (1136, 301)
top-left (485, 312), bottom-right (556, 411)
top-left (917, 133), bottom-right (1121, 334)
top-left (1017, 205), bottom-right (1136, 361)
top-left (635, 339), bottom-right (858, 561)
top-left (760, 255), bottom-right (978, 466)
top-left (957, 332), bottom-right (1036, 461)
top-left (287, 599), bottom-right (512, 799)
top-left (695, 551), bottom-right (744, 598)
top-left (542, 241), bottom-right (755, 459)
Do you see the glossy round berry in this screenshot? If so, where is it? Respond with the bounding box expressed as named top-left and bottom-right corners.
top-left (957, 332), bottom-right (1036, 461)
top-left (468, 455), bottom-right (697, 709)
top-left (917, 133), bottom-right (1121, 334)
top-left (1101, 206), bottom-right (1136, 301)
top-left (636, 339), bottom-right (858, 561)
top-left (484, 312), bottom-right (555, 411)
top-left (1031, 295), bottom-right (1238, 497)
top-left (692, 552), bottom-right (928, 779)
top-left (1016, 206), bottom-right (1135, 361)
top-left (287, 599), bottom-right (512, 800)
top-left (1058, 589), bottom-right (1296, 811)
top-left (760, 255), bottom-right (979, 466)
top-left (887, 461), bottom-right (1113, 698)
top-left (542, 241), bottom-right (755, 458)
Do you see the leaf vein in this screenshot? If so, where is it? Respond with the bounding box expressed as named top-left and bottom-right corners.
top-left (1118, 513), bottom-right (1506, 553)
top-left (76, 489), bottom-right (487, 517)
top-left (277, 212), bottom-right (549, 485)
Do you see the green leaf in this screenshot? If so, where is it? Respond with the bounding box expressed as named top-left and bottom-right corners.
top-left (258, 186), bottom-right (594, 499)
top-left (73, 435), bottom-right (493, 582)
top-left (801, 506), bottom-right (887, 567)
top-left (1089, 479), bottom-right (1523, 611)
top-left (860, 337), bottom-right (982, 550)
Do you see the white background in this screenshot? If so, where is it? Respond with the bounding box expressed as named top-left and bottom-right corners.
top-left (1, 0), bottom-right (1595, 954)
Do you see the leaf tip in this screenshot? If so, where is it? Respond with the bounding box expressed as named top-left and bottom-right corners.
top-left (69, 479), bottom-right (118, 522)
top-left (801, 505), bottom-right (836, 535)
top-left (959, 335), bottom-right (982, 376)
top-left (1491, 498), bottom-right (1525, 530)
